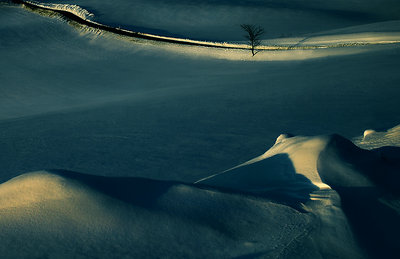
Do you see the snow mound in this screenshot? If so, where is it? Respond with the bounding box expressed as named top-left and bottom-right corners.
top-left (0, 170), bottom-right (361, 258)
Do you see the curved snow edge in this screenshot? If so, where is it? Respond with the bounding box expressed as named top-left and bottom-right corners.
top-left (10, 0), bottom-right (400, 51)
top-left (11, 0), bottom-right (249, 50)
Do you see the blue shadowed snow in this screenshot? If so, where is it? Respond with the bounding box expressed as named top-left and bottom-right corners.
top-left (1, 1), bottom-right (400, 258)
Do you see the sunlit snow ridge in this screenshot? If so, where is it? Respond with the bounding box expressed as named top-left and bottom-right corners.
top-left (11, 0), bottom-right (400, 51)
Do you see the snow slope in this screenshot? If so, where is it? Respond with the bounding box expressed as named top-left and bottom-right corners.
top-left (1, 1), bottom-right (400, 258)
top-left (196, 134), bottom-right (331, 200)
top-left (1, 2), bottom-right (400, 183)
top-left (195, 127), bottom-right (400, 257)
top-left (1, 128), bottom-right (399, 258)
top-left (13, 0), bottom-right (400, 41)
top-left (8, 0), bottom-right (400, 61)
top-left (0, 170), bottom-right (359, 258)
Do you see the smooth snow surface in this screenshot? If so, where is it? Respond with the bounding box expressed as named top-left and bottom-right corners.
top-left (1, 0), bottom-right (400, 258)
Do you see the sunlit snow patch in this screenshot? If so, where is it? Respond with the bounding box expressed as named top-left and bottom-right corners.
top-left (196, 126), bottom-right (400, 201)
top-left (353, 124), bottom-right (400, 149)
top-left (195, 134), bottom-right (333, 203)
top-left (0, 170), bottom-right (357, 258)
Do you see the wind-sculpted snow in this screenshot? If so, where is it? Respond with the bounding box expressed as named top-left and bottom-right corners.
top-left (0, 132), bottom-right (399, 258)
top-left (195, 135), bottom-right (331, 202)
top-left (196, 131), bottom-right (400, 198)
top-left (316, 133), bottom-right (400, 258)
top-left (1, 1), bottom-right (400, 257)
top-left (196, 132), bottom-right (400, 257)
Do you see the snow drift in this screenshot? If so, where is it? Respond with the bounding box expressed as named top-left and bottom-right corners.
top-left (196, 130), bottom-right (400, 258)
top-left (1, 130), bottom-right (399, 258)
top-left (196, 130), bottom-right (400, 197)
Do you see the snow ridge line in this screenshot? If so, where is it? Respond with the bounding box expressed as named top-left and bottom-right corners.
top-left (11, 0), bottom-right (249, 50)
top-left (10, 0), bottom-right (400, 51)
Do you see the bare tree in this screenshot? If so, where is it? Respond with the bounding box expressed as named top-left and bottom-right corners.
top-left (241, 24), bottom-right (264, 56)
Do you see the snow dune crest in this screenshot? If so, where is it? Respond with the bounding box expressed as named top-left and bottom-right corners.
top-left (197, 129), bottom-right (400, 200)
top-left (196, 134), bottom-right (333, 193)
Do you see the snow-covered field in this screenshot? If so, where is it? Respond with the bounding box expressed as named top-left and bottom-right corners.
top-left (1, 0), bottom-right (400, 258)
